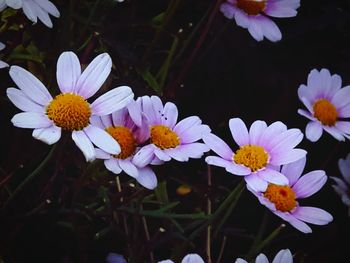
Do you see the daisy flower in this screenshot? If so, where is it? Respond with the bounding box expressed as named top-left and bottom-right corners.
top-left (91, 104), bottom-right (157, 190)
top-left (7, 51), bottom-right (134, 162)
top-left (298, 68), bottom-right (350, 142)
top-left (0, 0), bottom-right (60, 28)
top-left (158, 253), bottom-right (204, 263)
top-left (132, 96), bottom-right (210, 167)
top-left (203, 118), bottom-right (306, 192)
top-left (330, 153), bottom-right (350, 216)
top-left (248, 157), bottom-right (333, 233)
top-left (220, 0), bottom-right (300, 42)
top-left (235, 249), bottom-right (293, 263)
top-left (0, 42), bottom-right (9, 68)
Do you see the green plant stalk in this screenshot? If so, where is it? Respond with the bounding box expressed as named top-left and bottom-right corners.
top-left (246, 211), bottom-right (269, 259)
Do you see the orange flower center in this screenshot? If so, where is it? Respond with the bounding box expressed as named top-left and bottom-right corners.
top-left (105, 126), bottom-right (137, 159)
top-left (313, 99), bottom-right (338, 126)
top-left (236, 0), bottom-right (267, 15)
top-left (234, 145), bottom-right (268, 172)
top-left (150, 125), bottom-right (181, 149)
top-left (264, 184), bottom-right (297, 212)
top-left (46, 93), bottom-right (91, 131)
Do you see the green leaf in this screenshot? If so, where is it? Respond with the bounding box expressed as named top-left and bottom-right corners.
top-left (154, 181), bottom-right (169, 204)
top-left (151, 12), bottom-right (165, 27)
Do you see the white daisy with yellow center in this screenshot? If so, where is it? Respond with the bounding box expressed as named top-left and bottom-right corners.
top-left (298, 68), bottom-right (350, 142)
top-left (7, 51), bottom-right (134, 161)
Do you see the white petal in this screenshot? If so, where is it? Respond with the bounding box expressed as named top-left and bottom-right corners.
top-left (118, 159), bottom-right (139, 178)
top-left (249, 120), bottom-right (267, 145)
top-left (292, 170), bottom-right (327, 198)
top-left (76, 53), bottom-right (112, 99)
top-left (305, 121), bottom-right (323, 142)
top-left (33, 0), bottom-right (60, 17)
top-left (258, 168), bottom-right (289, 186)
top-left (72, 130), bottom-right (95, 162)
top-left (7, 87), bottom-right (45, 112)
top-left (132, 145), bottom-right (155, 168)
top-left (272, 249), bottom-right (293, 263)
top-left (255, 254), bottom-right (269, 263)
top-left (229, 118), bottom-right (249, 146)
top-left (137, 167), bottom-right (158, 190)
top-left (33, 3), bottom-right (53, 28)
top-left (84, 125), bottom-right (120, 155)
top-left (0, 60), bottom-right (9, 68)
top-left (244, 174), bottom-right (268, 192)
top-left (22, 0), bottom-right (37, 23)
top-left (181, 254), bottom-right (204, 263)
top-left (32, 125), bottom-right (61, 145)
top-left (293, 206), bottom-right (333, 225)
top-left (181, 124), bottom-right (211, 144)
top-left (91, 86), bottom-right (134, 116)
top-left (162, 102), bottom-right (178, 128)
top-left (56, 51), bottom-right (81, 93)
top-left (154, 148), bottom-right (171, 162)
top-left (104, 159), bottom-right (122, 174)
top-left (202, 133), bottom-right (233, 160)
top-left (235, 259), bottom-right (248, 263)
top-left (173, 116), bottom-right (201, 136)
top-left (11, 112), bottom-right (52, 128)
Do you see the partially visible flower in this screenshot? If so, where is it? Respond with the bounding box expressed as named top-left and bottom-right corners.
top-left (92, 104), bottom-right (157, 190)
top-left (298, 68), bottom-right (350, 142)
top-left (158, 253), bottom-right (204, 263)
top-left (220, 0), bottom-right (300, 42)
top-left (0, 42), bottom-right (9, 68)
top-left (7, 51), bottom-right (134, 162)
top-left (331, 153), bottom-right (350, 216)
top-left (203, 118), bottom-right (306, 192)
top-left (106, 253), bottom-right (126, 263)
top-left (0, 0), bottom-right (60, 28)
top-left (132, 96), bottom-right (210, 167)
top-left (235, 249), bottom-right (293, 263)
top-left (248, 157), bottom-right (333, 233)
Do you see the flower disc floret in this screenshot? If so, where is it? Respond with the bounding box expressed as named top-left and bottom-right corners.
top-left (264, 184), bottom-right (297, 212)
top-left (106, 126), bottom-right (136, 159)
top-left (237, 0), bottom-right (266, 15)
top-left (46, 93), bottom-right (91, 131)
top-left (150, 125), bottom-right (181, 149)
top-left (313, 99), bottom-right (338, 126)
top-left (234, 145), bottom-right (268, 172)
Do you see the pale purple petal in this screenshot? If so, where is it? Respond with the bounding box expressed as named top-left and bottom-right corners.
top-left (173, 116), bottom-right (202, 135)
top-left (274, 211), bottom-right (312, 233)
top-left (118, 159), bottom-right (139, 178)
top-left (270, 149), bottom-right (307, 166)
top-left (164, 148), bottom-right (189, 162)
top-left (265, 5), bottom-right (298, 18)
top-left (72, 130), bottom-right (95, 162)
top-left (91, 86), bottom-right (134, 116)
top-left (84, 125), bottom-right (121, 155)
top-left (305, 121), bottom-right (323, 142)
top-left (75, 53), bottom-right (112, 99)
top-left (247, 16), bottom-right (264, 41)
top-left (22, 0), bottom-right (37, 23)
top-left (154, 148), bottom-right (171, 162)
top-left (32, 125), bottom-right (61, 145)
top-left (281, 157), bottom-right (306, 186)
top-left (206, 156), bottom-right (250, 175)
top-left (245, 173), bottom-right (268, 192)
top-left (181, 254), bottom-right (204, 263)
top-left (141, 96), bottom-right (157, 125)
top-left (95, 148), bottom-right (110, 159)
top-left (9, 66), bottom-right (52, 105)
top-left (181, 124), bottom-right (211, 143)
top-left (270, 129), bottom-right (303, 153)
top-left (255, 15), bottom-right (282, 42)
top-left (137, 167), bottom-right (157, 190)
top-left (162, 102), bottom-right (178, 128)
top-left (272, 249), bottom-right (293, 263)
top-left (249, 120), bottom-right (267, 145)
top-left (11, 112), bottom-right (52, 128)
top-left (297, 109), bottom-right (314, 121)
top-left (259, 121), bottom-right (287, 148)
top-left (338, 157), bottom-right (350, 184)
top-left (132, 144), bottom-right (155, 167)
top-left (258, 168), bottom-right (289, 185)
top-left (323, 126), bottom-right (345, 141)
top-left (100, 115), bottom-right (113, 128)
top-left (6, 0), bottom-right (22, 9)
top-left (331, 177), bottom-right (348, 191)
top-left (255, 254), bottom-right (269, 263)
top-left (177, 143), bottom-right (210, 159)
top-left (229, 118), bottom-right (249, 146)
top-left (220, 2), bottom-right (235, 19)
top-left (127, 99), bottom-right (142, 127)
top-left (293, 206), bottom-right (333, 225)
top-left (292, 170), bottom-right (327, 198)
top-left (331, 86), bottom-right (350, 109)
top-left (90, 115), bottom-right (104, 129)
top-left (33, 0), bottom-right (60, 17)
top-left (202, 133), bottom-right (234, 160)
top-left (104, 159), bottom-right (122, 174)
top-left (56, 51), bottom-right (81, 93)
top-left (33, 3), bottom-right (53, 28)
top-left (234, 259), bottom-right (248, 263)
top-left (233, 7), bottom-right (250, 28)
top-left (7, 88), bottom-right (45, 113)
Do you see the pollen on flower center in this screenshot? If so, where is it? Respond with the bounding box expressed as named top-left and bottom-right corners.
top-left (234, 145), bottom-right (268, 172)
top-left (264, 184), bottom-right (297, 212)
top-left (313, 99), bottom-right (338, 126)
top-left (106, 126), bottom-right (136, 159)
top-left (236, 0), bottom-right (267, 16)
top-left (150, 125), bottom-right (181, 150)
top-left (46, 93), bottom-right (91, 131)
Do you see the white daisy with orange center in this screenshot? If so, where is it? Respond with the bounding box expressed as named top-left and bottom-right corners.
top-left (249, 157), bottom-right (333, 233)
top-left (203, 118), bottom-right (306, 192)
top-left (91, 103), bottom-right (157, 190)
top-left (132, 96), bottom-right (211, 167)
top-left (298, 68), bottom-right (350, 142)
top-left (220, 0), bottom-right (300, 42)
top-left (7, 51), bottom-right (134, 161)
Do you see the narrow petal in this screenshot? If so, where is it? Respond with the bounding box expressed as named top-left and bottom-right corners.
top-left (164, 148), bottom-right (189, 162)
top-left (297, 109), bottom-right (314, 121)
top-left (229, 118), bottom-right (249, 146)
top-left (220, 2), bottom-right (235, 19)
top-left (6, 0), bottom-right (22, 9)
top-left (100, 114), bottom-right (113, 128)
top-left (258, 168), bottom-right (289, 185)
top-left (22, 0), bottom-right (37, 23)
top-left (91, 86), bottom-right (134, 116)
top-left (118, 159), bottom-right (138, 178)
top-left (154, 148), bottom-right (171, 162)
top-left (292, 170), bottom-right (327, 198)
top-left (274, 211), bottom-right (312, 233)
top-left (33, 3), bottom-right (53, 28)
top-left (162, 102), bottom-right (178, 128)
top-left (281, 157), bottom-right (306, 186)
top-left (84, 125), bottom-right (121, 155)
top-left (245, 173), bottom-right (268, 192)
top-left (323, 126), bottom-right (345, 141)
top-left (293, 206), bottom-right (333, 225)
top-left (89, 115), bottom-right (104, 129)
top-left (270, 129), bottom-right (304, 153)
top-left (9, 66), bottom-right (52, 105)
top-left (104, 159), bottom-right (122, 174)
top-left (256, 15), bottom-right (282, 42)
top-left (181, 124), bottom-right (211, 144)
top-left (137, 167), bottom-right (157, 190)
top-left (132, 145), bottom-right (155, 168)
top-left (32, 125), bottom-right (61, 145)
top-left (76, 53), bottom-right (112, 99)
top-left (11, 112), bottom-right (52, 128)
top-left (272, 249), bottom-right (293, 263)
top-left (270, 148), bottom-right (307, 166)
top-left (206, 156), bottom-right (250, 175)
top-left (33, 0), bottom-right (60, 17)
top-left (247, 16), bottom-right (264, 41)
top-left (95, 148), bottom-right (110, 159)
top-left (259, 121), bottom-right (287, 148)
top-left (127, 99), bottom-right (142, 127)
top-left (72, 130), bottom-right (95, 162)
top-left (338, 158), bottom-right (350, 184)
top-left (56, 51), bottom-right (81, 93)
top-left (7, 88), bottom-right (45, 113)
top-left (177, 143), bottom-right (210, 159)
top-left (202, 133), bottom-right (233, 160)
top-left (249, 120), bottom-right (267, 145)
top-left (305, 121), bottom-right (323, 142)
top-left (173, 116), bottom-right (201, 136)
top-left (255, 254), bottom-right (269, 263)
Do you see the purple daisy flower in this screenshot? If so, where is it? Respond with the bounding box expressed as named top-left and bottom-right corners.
top-left (132, 96), bottom-right (210, 167)
top-left (298, 68), bottom-right (350, 142)
top-left (248, 157), bottom-right (333, 233)
top-left (7, 51), bottom-right (134, 162)
top-left (203, 118), bottom-right (306, 192)
top-left (158, 253), bottom-right (204, 263)
top-left (91, 103), bottom-right (157, 190)
top-left (220, 0), bottom-right (300, 42)
top-left (236, 249), bottom-right (293, 263)
top-left (330, 153), bottom-right (350, 216)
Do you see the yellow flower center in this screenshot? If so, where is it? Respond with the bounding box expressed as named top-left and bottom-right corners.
top-left (234, 145), bottom-right (268, 172)
top-left (150, 125), bottom-right (181, 149)
top-left (106, 126), bottom-right (137, 159)
top-left (264, 184), bottom-right (297, 212)
top-left (236, 0), bottom-right (267, 15)
top-left (313, 99), bottom-right (338, 126)
top-left (46, 93), bottom-right (91, 131)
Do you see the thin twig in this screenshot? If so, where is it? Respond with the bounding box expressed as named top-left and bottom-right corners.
top-left (141, 205), bottom-right (155, 263)
top-left (215, 236), bottom-right (227, 263)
